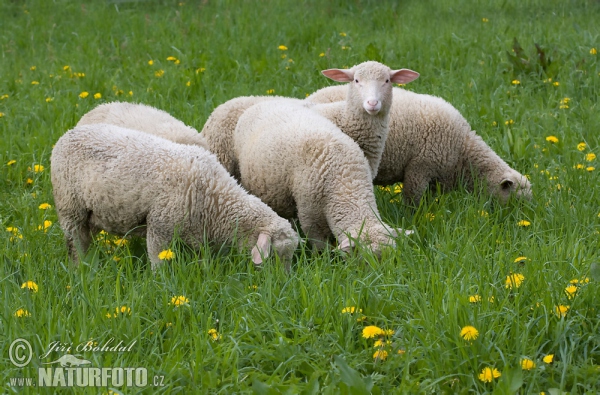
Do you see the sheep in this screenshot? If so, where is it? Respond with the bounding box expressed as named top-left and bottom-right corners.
top-left (233, 100), bottom-right (409, 254)
top-left (50, 123), bottom-right (299, 271)
top-left (306, 86), bottom-right (532, 205)
top-left (77, 102), bottom-right (209, 150)
top-left (201, 61), bottom-right (419, 179)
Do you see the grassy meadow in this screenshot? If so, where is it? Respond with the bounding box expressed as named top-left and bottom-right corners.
top-left (1, 0), bottom-right (599, 393)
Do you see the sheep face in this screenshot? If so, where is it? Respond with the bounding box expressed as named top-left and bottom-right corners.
top-left (251, 220), bottom-right (299, 271)
top-left (337, 223), bottom-right (408, 257)
top-left (321, 61), bottom-right (419, 115)
top-left (494, 170), bottom-right (532, 204)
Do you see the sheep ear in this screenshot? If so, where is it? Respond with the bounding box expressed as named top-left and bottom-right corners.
top-left (251, 233), bottom-right (271, 266)
top-left (322, 68), bottom-right (355, 82)
top-left (390, 69), bottom-right (420, 84)
top-left (500, 179), bottom-right (514, 190)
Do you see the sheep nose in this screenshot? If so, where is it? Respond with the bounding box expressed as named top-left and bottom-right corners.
top-left (367, 100), bottom-right (379, 107)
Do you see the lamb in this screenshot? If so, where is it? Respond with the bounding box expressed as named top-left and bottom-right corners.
top-left (306, 86), bottom-right (532, 205)
top-left (201, 61), bottom-right (419, 179)
top-left (77, 102), bottom-right (209, 150)
top-left (51, 123), bottom-right (299, 270)
top-left (234, 100), bottom-right (408, 254)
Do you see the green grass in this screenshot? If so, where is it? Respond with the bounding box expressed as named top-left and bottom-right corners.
top-left (1, 0), bottom-right (599, 393)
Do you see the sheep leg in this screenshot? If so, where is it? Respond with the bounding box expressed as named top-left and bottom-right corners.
top-left (145, 220), bottom-right (175, 271)
top-left (63, 219), bottom-right (93, 264)
top-left (296, 208), bottom-right (330, 250)
top-left (402, 162), bottom-right (433, 207)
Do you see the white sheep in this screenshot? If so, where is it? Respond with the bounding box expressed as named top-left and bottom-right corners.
top-left (51, 123), bottom-right (299, 270)
top-left (77, 102), bottom-right (209, 150)
top-left (234, 100), bottom-right (409, 254)
top-left (201, 61), bottom-right (419, 179)
top-left (306, 86), bottom-right (532, 205)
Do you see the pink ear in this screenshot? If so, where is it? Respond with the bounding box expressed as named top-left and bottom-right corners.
top-left (251, 233), bottom-right (271, 265)
top-left (322, 69), bottom-right (355, 82)
top-left (390, 69), bottom-right (420, 84)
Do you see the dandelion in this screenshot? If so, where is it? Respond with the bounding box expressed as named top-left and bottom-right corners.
top-left (341, 46), bottom-right (350, 50)
top-left (37, 220), bottom-right (52, 232)
top-left (7, 159), bottom-right (16, 166)
top-left (115, 306), bottom-right (131, 315)
top-left (356, 315), bottom-right (367, 322)
top-left (373, 349), bottom-right (388, 361)
top-left (577, 142), bottom-right (586, 151)
top-left (170, 295), bottom-right (189, 307)
top-left (278, 45), bottom-right (288, 50)
top-left (553, 81), bottom-right (560, 86)
top-left (362, 325), bottom-right (384, 339)
top-left (565, 285), bottom-right (577, 299)
top-left (79, 91), bottom-right (89, 99)
top-left (554, 305), bottom-right (569, 318)
top-left (586, 152), bottom-right (596, 161)
top-left (113, 238), bottom-right (128, 247)
top-left (128, 91), bottom-right (133, 96)
top-left (21, 281), bottom-right (39, 293)
top-left (575, 163), bottom-right (585, 169)
top-left (341, 306), bottom-right (362, 314)
top-left (38, 203), bottom-right (51, 210)
top-left (545, 136), bottom-right (559, 143)
top-left (30, 66), bottom-right (36, 70)
top-left (479, 210), bottom-right (489, 217)
top-left (266, 89), bottom-right (275, 95)
top-left (505, 119), bottom-right (514, 125)
top-left (319, 52), bottom-right (325, 57)
top-left (0, 112), bottom-right (4, 118)
top-left (587, 166), bottom-right (595, 172)
top-left (196, 68), bottom-right (205, 74)
top-left (543, 354), bottom-right (554, 364)
top-left (0, 94), bottom-right (8, 99)
top-left (166, 56), bottom-right (177, 61)
top-left (154, 69), bottom-right (164, 77)
top-left (469, 295), bottom-right (482, 303)
top-left (425, 213), bottom-right (435, 221)
top-left (14, 309), bottom-right (31, 318)
top-left (208, 328), bottom-right (220, 341)
top-left (517, 220), bottom-right (531, 227)
top-left (186, 81), bottom-right (191, 87)
top-left (158, 249), bottom-right (174, 260)
top-left (148, 60), bottom-right (154, 65)
top-left (26, 178), bottom-right (33, 185)
top-left (512, 80), bottom-right (520, 85)
top-left (505, 273), bottom-right (525, 289)
top-left (460, 325), bottom-right (479, 341)
top-left (46, 97), bottom-right (53, 102)
top-left (514, 256), bottom-right (528, 263)
top-left (75, 72), bottom-right (85, 78)
top-left (63, 65), bottom-right (70, 71)
top-left (482, 18), bottom-right (489, 22)
top-left (94, 93), bottom-right (101, 99)
top-left (31, 81), bottom-right (39, 85)
top-left (374, 339), bottom-right (391, 348)
top-left (30, 164), bottom-right (44, 173)
top-left (339, 32), bottom-right (347, 36)
top-left (591, 48), bottom-right (598, 55)
top-left (569, 277), bottom-right (590, 284)
top-left (520, 358), bottom-right (536, 370)
top-left (478, 367), bottom-right (501, 383)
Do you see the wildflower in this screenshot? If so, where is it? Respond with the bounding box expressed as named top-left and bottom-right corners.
top-left (186, 81), bottom-right (191, 87)
top-left (460, 325), bottom-right (479, 341)
top-left (591, 48), bottom-right (598, 55)
top-left (46, 97), bottom-right (53, 102)
top-left (248, 285), bottom-right (258, 291)
top-left (174, 59), bottom-right (180, 65)
top-left (554, 305), bottom-right (569, 318)
top-left (543, 354), bottom-right (554, 364)
top-left (362, 325), bottom-right (384, 339)
top-left (575, 163), bottom-right (585, 169)
top-left (166, 56), bottom-right (177, 61)
top-left (31, 81), bottom-right (39, 85)
top-left (37, 220), bottom-right (52, 232)
top-left (30, 66), bottom-right (36, 70)
top-left (517, 220), bottom-right (531, 227)
top-left (115, 306), bottom-right (131, 315)
top-left (31, 164), bottom-right (44, 173)
top-left (79, 91), bottom-right (89, 99)
top-left (478, 367), bottom-right (501, 383)
top-left (482, 18), bottom-right (489, 22)
top-left (158, 249), bottom-right (174, 260)
top-left (520, 358), bottom-right (535, 370)
top-left (113, 238), bottom-right (128, 247)
top-left (577, 142), bottom-right (586, 151)
top-left (587, 166), bottom-right (595, 172)
top-left (356, 315), bottom-right (367, 322)
top-left (196, 68), bottom-right (205, 74)
top-left (208, 328), bottom-right (220, 341)
top-left (341, 306), bottom-right (362, 314)
top-left (512, 80), bottom-right (520, 85)
top-left (0, 94), bottom-right (8, 99)
top-left (565, 285), bottom-right (577, 299)
top-left (469, 295), bottom-right (482, 303)
top-left (397, 349), bottom-right (406, 355)
top-left (128, 91), bottom-right (133, 96)
top-left (154, 69), bottom-right (164, 77)
top-left (63, 65), bottom-right (70, 71)
top-left (266, 89), bottom-right (275, 95)
top-left (339, 32), bottom-right (347, 36)
top-left (553, 81), bottom-right (560, 86)
top-left (545, 136), bottom-right (559, 143)
top-left (319, 52), bottom-right (325, 57)
top-left (278, 45), bottom-right (288, 50)
top-left (569, 277), bottom-right (590, 284)
top-left (479, 210), bottom-right (489, 217)
top-left (505, 119), bottom-right (514, 125)
top-left (94, 93), bottom-right (101, 99)
top-left (586, 153), bottom-right (596, 161)
top-left (505, 273), bottom-right (525, 289)
top-left (425, 213), bottom-right (435, 221)
top-left (21, 281), bottom-right (39, 293)
top-left (26, 178), bottom-right (33, 185)
top-left (373, 349), bottom-right (388, 361)
top-left (38, 203), bottom-right (51, 210)
top-left (374, 339), bottom-right (391, 347)
top-left (7, 159), bottom-right (16, 166)
top-left (341, 46), bottom-right (350, 50)
top-left (488, 296), bottom-right (496, 303)
top-left (514, 256), bottom-right (528, 263)
top-left (148, 60), bottom-right (154, 65)
top-left (75, 72), bottom-right (85, 78)
top-left (14, 309), bottom-right (31, 318)
top-left (170, 295), bottom-right (189, 307)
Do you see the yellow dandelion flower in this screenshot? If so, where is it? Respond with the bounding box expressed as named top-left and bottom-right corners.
top-left (339, 32), bottom-right (347, 36)
top-left (319, 52), bottom-right (325, 57)
top-left (553, 81), bottom-right (560, 86)
top-left (31, 81), bottom-right (40, 85)
top-left (505, 273), bottom-right (525, 289)
top-left (569, 277), bottom-right (590, 284)
top-left (482, 17), bottom-right (489, 22)
top-left (158, 249), bottom-right (174, 260)
top-left (586, 153), bottom-right (596, 161)
top-left (7, 159), bottom-right (16, 166)
top-left (356, 315), bottom-right (367, 322)
top-left (587, 166), bottom-right (595, 172)
top-left (479, 210), bottom-right (489, 217)
top-left (565, 285), bottom-right (577, 299)
top-left (514, 256), bottom-right (528, 263)
top-left (546, 136), bottom-right (559, 143)
top-left (38, 203), bottom-right (51, 210)
top-left (76, 72), bottom-right (85, 78)
top-left (170, 295), bottom-right (189, 306)
top-left (26, 178), bottom-right (33, 185)
top-left (281, 54), bottom-right (287, 59)
top-left (362, 325), bottom-right (384, 339)
top-left (517, 220), bottom-right (531, 227)
top-left (266, 89), bottom-right (275, 95)
top-left (14, 309), bottom-right (31, 318)
top-left (478, 367), bottom-right (501, 383)
top-left (543, 354), bottom-right (554, 364)
top-left (63, 65), bottom-right (70, 71)
top-left (0, 112), bottom-right (5, 118)
top-left (591, 48), bottom-right (598, 55)
top-left (45, 97), bottom-right (53, 102)
top-left (373, 349), bottom-right (388, 361)
top-left (559, 104), bottom-right (569, 109)
top-left (520, 358), bottom-right (536, 370)
top-left (113, 238), bottom-right (128, 247)
top-left (21, 281), bottom-right (39, 293)
top-left (93, 93), bottom-right (101, 99)
top-left (155, 69), bottom-right (164, 77)
top-left (505, 119), bottom-right (514, 125)
top-left (128, 91), bottom-right (133, 96)
top-left (512, 80), bottom-right (520, 85)
top-left (37, 220), bottom-right (52, 232)
top-left (374, 339), bottom-right (391, 348)
top-left (554, 305), bottom-right (569, 318)
top-left (397, 349), bottom-right (406, 355)
top-left (341, 306), bottom-right (362, 314)
top-left (174, 60), bottom-right (180, 65)
top-left (278, 45), bottom-right (288, 50)
top-left (469, 295), bottom-right (482, 303)
top-left (148, 60), bottom-right (154, 65)
top-left (0, 94), bottom-right (8, 99)
top-left (488, 296), bottom-right (495, 303)
top-left (32, 164), bottom-right (44, 173)
top-left (425, 213), bottom-right (435, 221)
top-left (575, 163), bottom-right (585, 169)
top-left (30, 66), bottom-right (36, 70)
top-left (186, 81), bottom-right (191, 87)
top-left (577, 142), bottom-right (586, 151)
top-left (166, 56), bottom-right (177, 61)
top-left (460, 325), bottom-right (479, 341)
top-left (79, 91), bottom-right (89, 99)
top-left (115, 306), bottom-right (131, 315)
top-left (208, 328), bottom-right (220, 341)
top-left (196, 68), bottom-right (206, 74)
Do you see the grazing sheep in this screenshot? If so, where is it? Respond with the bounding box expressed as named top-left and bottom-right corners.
top-left (201, 61), bottom-right (419, 179)
top-left (77, 102), bottom-right (209, 150)
top-left (306, 86), bottom-right (532, 205)
top-left (234, 100), bottom-right (407, 254)
top-left (51, 124), bottom-right (299, 270)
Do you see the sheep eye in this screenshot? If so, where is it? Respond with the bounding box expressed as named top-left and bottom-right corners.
top-left (355, 79), bottom-right (359, 83)
top-left (385, 79), bottom-right (389, 83)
